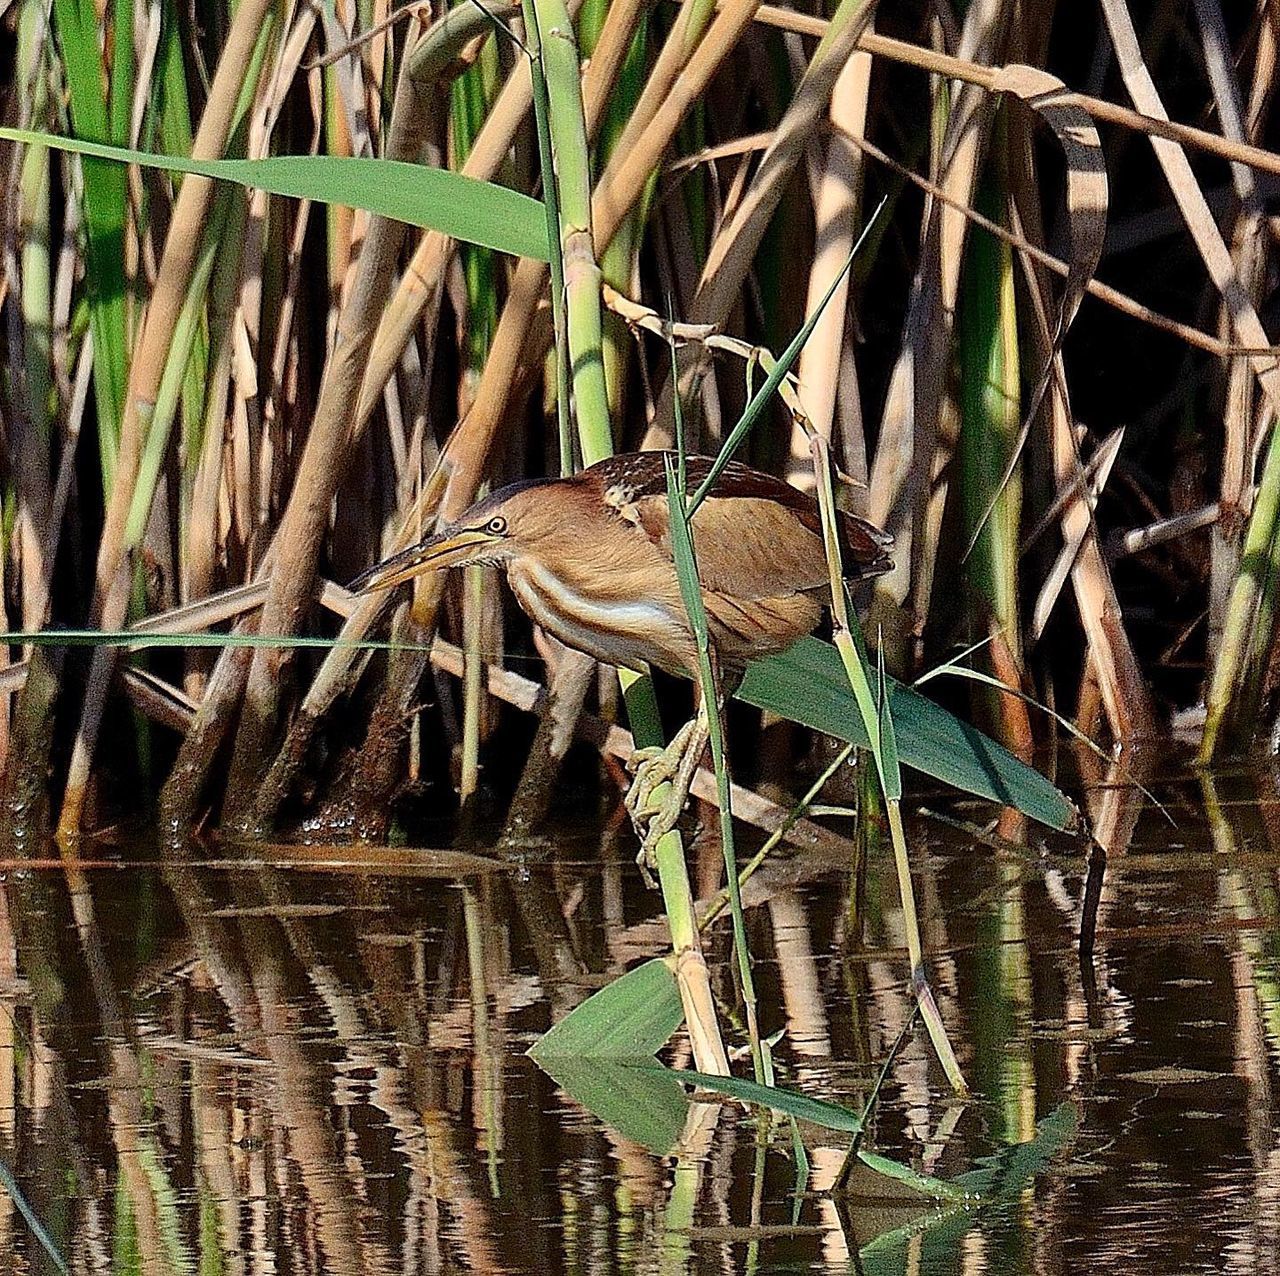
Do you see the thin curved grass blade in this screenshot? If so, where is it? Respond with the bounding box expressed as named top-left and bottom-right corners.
top-left (0, 1151), bottom-right (69, 1275)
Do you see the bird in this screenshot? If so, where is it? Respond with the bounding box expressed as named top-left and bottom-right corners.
top-left (350, 451), bottom-right (892, 874)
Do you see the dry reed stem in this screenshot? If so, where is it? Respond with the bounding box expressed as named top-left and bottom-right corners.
top-left (1097, 0), bottom-right (1280, 419)
top-left (307, 1), bottom-right (431, 68)
top-left (866, 0), bottom-right (1008, 653)
top-left (640, 0), bottom-right (877, 450)
top-left (832, 124), bottom-right (1271, 362)
top-left (745, 3), bottom-right (1280, 182)
top-left (1030, 427), bottom-right (1125, 641)
top-left (788, 35), bottom-right (873, 489)
top-left (594, 0), bottom-right (766, 251)
top-left (221, 26), bottom-right (451, 831)
top-left (1201, 0), bottom-right (1277, 660)
top-left (1013, 213), bottom-right (1156, 741)
top-left (239, 8), bottom-right (322, 551)
top-left (354, 0), bottom-right (581, 430)
top-left (1097, 0), bottom-right (1280, 750)
top-left (56, 0), bottom-right (277, 847)
top-left (912, 12), bottom-right (1013, 655)
top-left (13, 3), bottom-right (56, 639)
top-left (185, 199), bottom-right (243, 613)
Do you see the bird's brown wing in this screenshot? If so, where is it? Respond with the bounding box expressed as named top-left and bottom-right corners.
top-left (587, 452), bottom-right (892, 597)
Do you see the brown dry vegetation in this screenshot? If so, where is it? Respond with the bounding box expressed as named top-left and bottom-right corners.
top-left (1, 0), bottom-right (1279, 844)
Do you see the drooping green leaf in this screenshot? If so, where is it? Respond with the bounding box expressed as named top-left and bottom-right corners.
top-left (853, 1149), bottom-right (967, 1203)
top-left (528, 957), bottom-right (683, 1061)
top-left (0, 127), bottom-right (550, 261)
top-left (534, 1058), bottom-right (690, 1154)
top-left (529, 960), bottom-right (689, 1149)
top-left (736, 637), bottom-right (1076, 831)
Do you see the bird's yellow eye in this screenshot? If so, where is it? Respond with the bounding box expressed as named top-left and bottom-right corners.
top-left (486, 516), bottom-right (508, 535)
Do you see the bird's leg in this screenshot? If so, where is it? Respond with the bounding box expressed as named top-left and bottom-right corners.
top-left (624, 699), bottom-right (711, 883)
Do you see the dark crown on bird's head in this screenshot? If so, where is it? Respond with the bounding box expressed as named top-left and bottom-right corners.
top-left (447, 475), bottom-right (570, 546)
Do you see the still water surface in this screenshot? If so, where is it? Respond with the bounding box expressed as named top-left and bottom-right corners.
top-left (0, 763), bottom-right (1278, 1273)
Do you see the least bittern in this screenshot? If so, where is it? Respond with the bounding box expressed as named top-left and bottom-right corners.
top-left (351, 452), bottom-right (892, 870)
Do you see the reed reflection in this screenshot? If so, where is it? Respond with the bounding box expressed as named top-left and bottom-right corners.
top-left (0, 775), bottom-right (1274, 1273)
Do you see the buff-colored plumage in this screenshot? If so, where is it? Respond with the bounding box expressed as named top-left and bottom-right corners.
top-left (351, 452), bottom-right (892, 681)
top-left (351, 451), bottom-right (894, 868)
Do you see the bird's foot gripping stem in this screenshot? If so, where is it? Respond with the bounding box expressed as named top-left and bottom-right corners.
top-left (624, 716), bottom-right (708, 887)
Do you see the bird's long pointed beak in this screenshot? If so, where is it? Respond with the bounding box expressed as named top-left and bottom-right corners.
top-left (349, 529), bottom-right (496, 592)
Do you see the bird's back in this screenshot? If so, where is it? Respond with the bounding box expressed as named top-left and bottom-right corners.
top-left (583, 452), bottom-right (892, 592)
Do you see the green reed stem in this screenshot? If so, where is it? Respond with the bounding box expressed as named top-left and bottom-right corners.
top-left (697, 744), bottom-right (855, 932)
top-left (579, 0), bottom-right (649, 416)
top-left (959, 139), bottom-right (1023, 678)
top-left (808, 433), bottom-right (967, 1094)
top-left (517, 0), bottom-right (719, 1063)
top-left (665, 442), bottom-right (764, 1082)
top-left (534, 0), bottom-right (612, 463)
top-left (119, 10), bottom-right (271, 560)
top-left (1202, 413), bottom-right (1280, 761)
top-left (519, 0), bottom-right (573, 473)
top-left (53, 0), bottom-right (130, 486)
top-left (123, 185), bottom-right (235, 551)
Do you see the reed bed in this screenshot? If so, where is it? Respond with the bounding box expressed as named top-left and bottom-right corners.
top-left (6, 5), bottom-right (1280, 1252)
top-left (1, 0), bottom-right (1278, 833)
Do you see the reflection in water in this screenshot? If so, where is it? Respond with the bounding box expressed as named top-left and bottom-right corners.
top-left (0, 765), bottom-right (1279, 1272)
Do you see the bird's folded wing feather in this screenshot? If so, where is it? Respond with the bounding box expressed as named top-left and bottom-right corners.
top-left (593, 454), bottom-right (892, 598)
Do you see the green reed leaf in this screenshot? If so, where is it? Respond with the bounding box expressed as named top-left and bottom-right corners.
top-left (529, 957), bottom-right (684, 1060)
top-left (0, 126), bottom-right (550, 261)
top-left (737, 637), bottom-right (1076, 831)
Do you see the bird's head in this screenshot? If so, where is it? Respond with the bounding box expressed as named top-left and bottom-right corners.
top-left (349, 479), bottom-right (561, 593)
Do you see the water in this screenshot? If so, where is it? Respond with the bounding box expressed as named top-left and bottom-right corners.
top-left (0, 763), bottom-right (1278, 1273)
